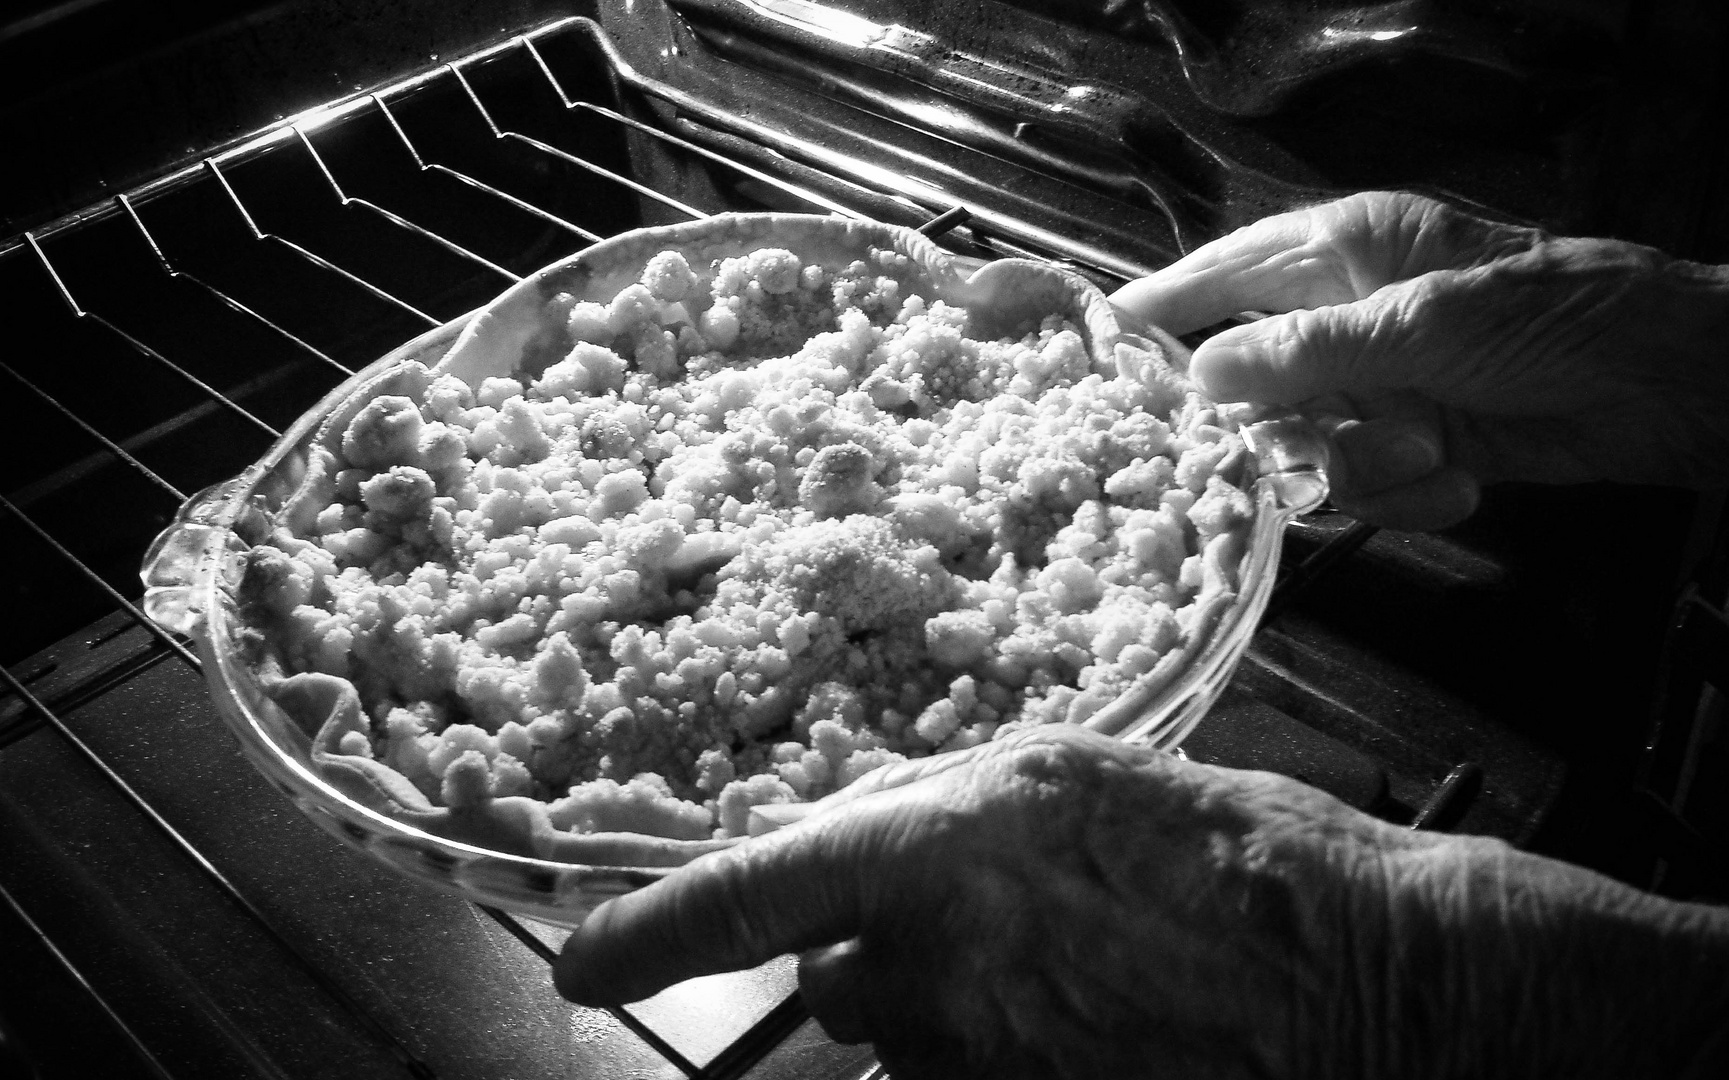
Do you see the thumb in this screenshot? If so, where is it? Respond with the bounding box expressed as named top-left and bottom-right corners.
top-left (553, 821), bottom-right (872, 1005)
top-left (1189, 285), bottom-right (1426, 405)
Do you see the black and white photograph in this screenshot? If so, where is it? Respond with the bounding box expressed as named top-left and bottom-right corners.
top-left (2, 0), bottom-right (1726, 1076)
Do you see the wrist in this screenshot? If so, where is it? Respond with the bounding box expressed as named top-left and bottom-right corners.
top-left (1371, 836), bottom-right (1729, 1080)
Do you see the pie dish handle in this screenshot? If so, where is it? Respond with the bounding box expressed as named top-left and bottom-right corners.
top-left (1228, 404), bottom-right (1332, 515)
top-left (140, 475), bottom-right (258, 637)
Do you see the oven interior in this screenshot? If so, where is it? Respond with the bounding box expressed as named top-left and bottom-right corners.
top-left (4, 1), bottom-right (1729, 1076)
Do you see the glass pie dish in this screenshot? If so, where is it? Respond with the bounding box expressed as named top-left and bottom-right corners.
top-left (141, 214), bottom-right (1328, 926)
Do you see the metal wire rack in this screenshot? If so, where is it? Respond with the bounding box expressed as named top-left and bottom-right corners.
top-left (0, 14), bottom-right (1026, 1078)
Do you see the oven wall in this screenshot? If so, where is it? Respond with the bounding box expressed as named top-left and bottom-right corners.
top-left (1, 0), bottom-right (599, 237)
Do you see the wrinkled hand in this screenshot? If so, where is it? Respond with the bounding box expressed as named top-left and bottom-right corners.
top-left (557, 726), bottom-right (1393, 1078)
top-left (1111, 191), bottom-right (1729, 530)
top-left (552, 726), bottom-right (1729, 1078)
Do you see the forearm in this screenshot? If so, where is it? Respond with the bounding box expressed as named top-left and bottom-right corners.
top-left (1374, 837), bottom-right (1729, 1079)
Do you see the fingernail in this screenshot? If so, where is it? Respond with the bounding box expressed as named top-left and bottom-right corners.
top-left (1384, 433), bottom-right (1441, 476)
top-left (1188, 340), bottom-right (1257, 401)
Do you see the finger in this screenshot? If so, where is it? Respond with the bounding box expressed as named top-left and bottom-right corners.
top-left (801, 941), bottom-right (964, 1079)
top-left (554, 818), bottom-right (873, 1006)
top-left (1109, 196), bottom-right (1420, 335)
top-left (1322, 416), bottom-right (1444, 496)
top-left (1111, 192), bottom-right (1530, 339)
top-left (798, 939), bottom-right (879, 1043)
top-left (1109, 226), bottom-right (1357, 337)
top-left (808, 738), bottom-right (1003, 813)
top-left (755, 741), bottom-right (1014, 835)
top-left (1188, 287), bottom-right (1424, 405)
top-left (817, 723), bottom-right (1152, 814)
top-left (1329, 465), bottom-right (1480, 531)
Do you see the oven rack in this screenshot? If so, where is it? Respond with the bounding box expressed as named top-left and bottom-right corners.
top-left (0, 12), bottom-right (1499, 1079)
top-left (0, 16), bottom-right (924, 1079)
